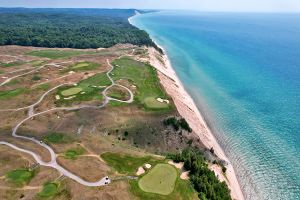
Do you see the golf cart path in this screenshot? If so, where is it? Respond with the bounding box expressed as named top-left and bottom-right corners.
top-left (0, 59), bottom-right (134, 187)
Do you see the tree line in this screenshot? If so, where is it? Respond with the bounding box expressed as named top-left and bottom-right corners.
top-left (0, 8), bottom-right (158, 49)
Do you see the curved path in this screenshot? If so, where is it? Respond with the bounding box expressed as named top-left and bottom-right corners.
top-left (0, 59), bottom-right (133, 187)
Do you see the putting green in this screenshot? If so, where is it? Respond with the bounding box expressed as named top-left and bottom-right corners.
top-left (144, 97), bottom-right (168, 109)
top-left (61, 87), bottom-right (82, 96)
top-left (138, 164), bottom-right (177, 195)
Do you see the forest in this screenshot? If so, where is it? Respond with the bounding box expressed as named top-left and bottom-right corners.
top-left (0, 8), bottom-right (157, 49)
top-left (168, 148), bottom-right (232, 200)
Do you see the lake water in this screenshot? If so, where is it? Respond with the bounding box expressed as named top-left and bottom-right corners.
top-left (131, 11), bottom-right (300, 200)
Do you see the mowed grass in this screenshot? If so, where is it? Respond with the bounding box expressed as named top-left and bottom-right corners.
top-left (44, 132), bottom-right (74, 144)
top-left (0, 88), bottom-right (26, 100)
top-left (111, 57), bottom-right (172, 111)
top-left (27, 50), bottom-right (95, 59)
top-left (64, 146), bottom-right (85, 160)
top-left (64, 61), bottom-right (100, 72)
top-left (61, 87), bottom-right (82, 96)
top-left (38, 182), bottom-right (59, 198)
top-left (101, 152), bottom-right (160, 175)
top-left (6, 169), bottom-right (35, 186)
top-left (56, 73), bottom-right (111, 105)
top-left (138, 164), bottom-right (177, 195)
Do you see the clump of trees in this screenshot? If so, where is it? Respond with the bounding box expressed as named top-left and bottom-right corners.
top-left (0, 8), bottom-right (158, 49)
top-left (168, 148), bottom-right (231, 200)
top-left (163, 116), bottom-right (192, 132)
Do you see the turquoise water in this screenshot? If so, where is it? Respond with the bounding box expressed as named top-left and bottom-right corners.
top-left (131, 12), bottom-right (300, 199)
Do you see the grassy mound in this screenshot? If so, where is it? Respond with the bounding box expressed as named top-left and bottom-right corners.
top-left (61, 87), bottom-right (82, 96)
top-left (101, 152), bottom-right (159, 175)
top-left (111, 57), bottom-right (172, 111)
top-left (6, 169), bottom-right (35, 186)
top-left (64, 146), bottom-right (85, 160)
top-left (38, 182), bottom-right (59, 198)
top-left (27, 50), bottom-right (94, 59)
top-left (138, 164), bottom-right (177, 195)
top-left (44, 132), bottom-right (73, 144)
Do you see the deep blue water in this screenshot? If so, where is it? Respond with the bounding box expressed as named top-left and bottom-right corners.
top-left (131, 12), bottom-right (300, 200)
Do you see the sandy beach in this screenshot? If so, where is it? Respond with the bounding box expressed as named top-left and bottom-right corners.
top-left (146, 46), bottom-right (245, 200)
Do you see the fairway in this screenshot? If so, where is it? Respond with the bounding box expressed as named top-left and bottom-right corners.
top-left (61, 87), bottom-right (82, 96)
top-left (138, 164), bottom-right (177, 195)
top-left (27, 50), bottom-right (93, 59)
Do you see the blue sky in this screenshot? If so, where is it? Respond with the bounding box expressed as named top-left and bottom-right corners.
top-left (1, 0), bottom-right (300, 12)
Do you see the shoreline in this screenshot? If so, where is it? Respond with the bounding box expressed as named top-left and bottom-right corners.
top-left (129, 13), bottom-right (245, 200)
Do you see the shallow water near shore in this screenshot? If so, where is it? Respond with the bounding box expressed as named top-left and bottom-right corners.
top-left (131, 12), bottom-right (300, 199)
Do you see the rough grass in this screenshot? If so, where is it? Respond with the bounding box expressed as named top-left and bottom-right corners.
top-left (111, 57), bottom-right (172, 111)
top-left (36, 83), bottom-right (50, 91)
top-left (64, 146), bottom-right (85, 160)
top-left (138, 164), bottom-right (177, 195)
top-left (43, 132), bottom-right (73, 144)
top-left (101, 152), bottom-right (160, 175)
top-left (38, 182), bottom-right (59, 198)
top-left (29, 60), bottom-right (45, 67)
top-left (6, 169), bottom-right (35, 186)
top-left (27, 50), bottom-right (95, 59)
top-left (0, 88), bottom-right (26, 100)
top-left (61, 87), bottom-right (82, 96)
top-left (0, 61), bottom-right (25, 68)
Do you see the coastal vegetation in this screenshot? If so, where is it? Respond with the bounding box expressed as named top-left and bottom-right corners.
top-left (0, 8), bottom-right (156, 49)
top-left (168, 148), bottom-right (231, 200)
top-left (164, 116), bottom-right (192, 132)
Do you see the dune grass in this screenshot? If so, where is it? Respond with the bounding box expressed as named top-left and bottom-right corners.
top-left (27, 50), bottom-right (94, 59)
top-left (111, 57), bottom-right (172, 111)
top-left (0, 61), bottom-right (25, 68)
top-left (6, 169), bottom-right (35, 186)
top-left (138, 164), bottom-right (177, 195)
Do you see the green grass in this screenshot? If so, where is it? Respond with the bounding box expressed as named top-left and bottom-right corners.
top-left (6, 169), bottom-right (35, 186)
top-left (101, 152), bottom-right (161, 175)
top-left (0, 61), bottom-right (25, 68)
top-left (61, 87), bottom-right (82, 96)
top-left (38, 182), bottom-right (59, 198)
top-left (144, 97), bottom-right (169, 109)
top-left (29, 60), bottom-right (45, 67)
top-left (64, 146), bottom-right (85, 160)
top-left (0, 88), bottom-right (26, 100)
top-left (43, 132), bottom-right (73, 144)
top-left (36, 83), bottom-right (50, 91)
top-left (111, 57), bottom-right (172, 111)
top-left (56, 73), bottom-right (110, 105)
top-left (130, 177), bottom-right (197, 200)
top-left (138, 164), bottom-right (177, 195)
top-left (65, 62), bottom-right (100, 72)
top-left (27, 50), bottom-right (95, 59)
top-left (3, 79), bottom-right (20, 86)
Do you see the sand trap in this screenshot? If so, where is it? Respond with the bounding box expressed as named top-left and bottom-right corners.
top-left (180, 171), bottom-right (190, 180)
top-left (168, 160), bottom-right (184, 169)
top-left (136, 167), bottom-right (145, 176)
top-left (145, 163), bottom-right (151, 169)
top-left (55, 95), bottom-right (60, 100)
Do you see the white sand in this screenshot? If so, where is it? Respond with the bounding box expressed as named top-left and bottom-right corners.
top-left (147, 46), bottom-right (245, 200)
top-left (145, 163), bottom-right (152, 169)
top-left (168, 160), bottom-right (184, 169)
top-left (136, 167), bottom-right (145, 176)
top-left (180, 171), bottom-right (190, 180)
